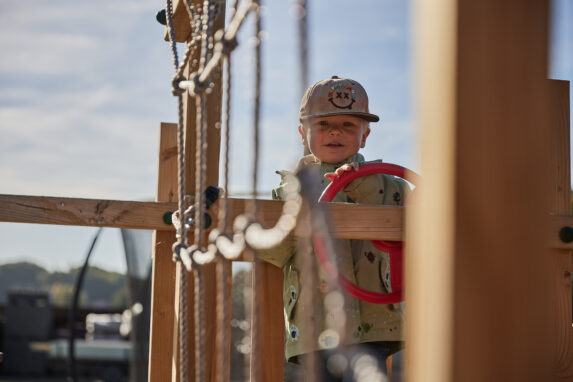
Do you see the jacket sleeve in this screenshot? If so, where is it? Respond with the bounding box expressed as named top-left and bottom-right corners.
top-left (256, 235), bottom-right (296, 268)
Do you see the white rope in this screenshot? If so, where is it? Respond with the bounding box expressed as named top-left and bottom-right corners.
top-left (164, 1), bottom-right (306, 381)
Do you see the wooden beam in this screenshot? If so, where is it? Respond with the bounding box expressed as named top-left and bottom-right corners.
top-left (149, 123), bottom-right (179, 382)
top-left (0, 194), bottom-right (404, 238)
top-left (0, 194), bottom-right (174, 230)
top-left (4, 193), bottom-right (573, 249)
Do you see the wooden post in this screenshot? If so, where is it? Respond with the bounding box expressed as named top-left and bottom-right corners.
top-left (176, 0), bottom-right (226, 380)
top-left (408, 1), bottom-right (555, 381)
top-left (258, 261), bottom-right (285, 381)
top-left (149, 123), bottom-right (179, 382)
top-left (548, 79), bottom-right (573, 380)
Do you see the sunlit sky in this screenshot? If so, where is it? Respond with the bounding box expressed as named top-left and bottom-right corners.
top-left (0, 0), bottom-right (571, 273)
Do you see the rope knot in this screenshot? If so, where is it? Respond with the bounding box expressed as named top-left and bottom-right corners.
top-left (172, 242), bottom-right (186, 262)
top-left (215, 30), bottom-right (238, 56)
top-left (171, 74), bottom-right (186, 96)
top-left (189, 245), bottom-right (216, 266)
top-left (186, 72), bottom-right (212, 96)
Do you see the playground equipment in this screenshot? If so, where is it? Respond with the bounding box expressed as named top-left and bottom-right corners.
top-left (314, 162), bottom-right (419, 305)
top-left (0, 1), bottom-right (571, 381)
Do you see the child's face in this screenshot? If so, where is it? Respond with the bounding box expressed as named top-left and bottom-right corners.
top-left (299, 115), bottom-right (370, 164)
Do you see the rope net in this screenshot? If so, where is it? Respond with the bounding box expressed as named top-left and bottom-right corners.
top-left (162, 0), bottom-right (390, 380)
top-left (165, 1), bottom-right (305, 381)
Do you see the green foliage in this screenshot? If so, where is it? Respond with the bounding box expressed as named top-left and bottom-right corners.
top-left (49, 282), bottom-right (75, 306)
top-left (111, 286), bottom-right (129, 307)
top-left (231, 268), bottom-right (251, 320)
top-left (230, 267), bottom-right (252, 380)
top-left (0, 262), bottom-right (128, 309)
top-left (0, 262), bottom-right (48, 291)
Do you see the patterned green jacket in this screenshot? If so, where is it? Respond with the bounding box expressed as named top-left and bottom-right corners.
top-left (258, 153), bottom-right (410, 362)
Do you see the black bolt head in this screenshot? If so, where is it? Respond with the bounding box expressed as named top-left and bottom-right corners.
top-left (559, 226), bottom-right (573, 243)
top-left (156, 9), bottom-right (167, 26)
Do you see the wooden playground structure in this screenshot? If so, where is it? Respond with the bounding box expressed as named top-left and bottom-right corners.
top-left (1, 0), bottom-right (572, 381)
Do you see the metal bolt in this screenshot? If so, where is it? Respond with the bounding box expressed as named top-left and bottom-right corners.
top-left (559, 226), bottom-right (573, 243)
top-left (204, 213), bottom-right (212, 229)
top-left (156, 9), bottom-right (167, 25)
top-left (163, 211), bottom-right (173, 225)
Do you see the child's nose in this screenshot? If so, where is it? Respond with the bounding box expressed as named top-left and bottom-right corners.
top-left (328, 126), bottom-right (342, 135)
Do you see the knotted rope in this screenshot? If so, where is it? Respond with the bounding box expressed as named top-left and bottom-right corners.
top-left (165, 1), bottom-right (304, 380)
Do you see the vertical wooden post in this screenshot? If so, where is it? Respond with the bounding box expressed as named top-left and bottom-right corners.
top-left (548, 79), bottom-right (573, 380)
top-left (179, 1), bottom-right (226, 380)
top-left (149, 123), bottom-right (179, 382)
top-left (258, 261), bottom-right (285, 381)
top-left (407, 1), bottom-right (457, 380)
top-left (408, 1), bottom-right (555, 381)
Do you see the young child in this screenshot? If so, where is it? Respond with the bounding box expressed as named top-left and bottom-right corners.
top-left (259, 76), bottom-right (409, 381)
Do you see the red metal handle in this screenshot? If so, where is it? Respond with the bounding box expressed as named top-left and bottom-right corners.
top-left (314, 162), bottom-right (418, 304)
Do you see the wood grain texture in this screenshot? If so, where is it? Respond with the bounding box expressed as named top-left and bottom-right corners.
top-left (0, 194), bottom-right (406, 238)
top-left (254, 261), bottom-right (284, 382)
top-left (149, 123), bottom-right (178, 382)
top-left (409, 1), bottom-right (562, 382)
top-left (163, 0), bottom-right (192, 43)
top-left (452, 1), bottom-right (553, 381)
top-left (0, 194), bottom-right (174, 230)
top-left (547, 79), bottom-right (573, 381)
top-left (5, 193), bottom-right (573, 250)
top-left (407, 1), bottom-right (457, 380)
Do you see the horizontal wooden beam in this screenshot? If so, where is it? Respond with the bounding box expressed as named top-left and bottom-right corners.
top-left (1, 194), bottom-right (572, 249)
top-left (0, 194), bottom-right (174, 231)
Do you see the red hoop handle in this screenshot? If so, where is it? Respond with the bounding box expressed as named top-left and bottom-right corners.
top-left (314, 162), bottom-right (418, 304)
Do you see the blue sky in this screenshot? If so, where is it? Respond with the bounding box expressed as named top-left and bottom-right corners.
top-left (0, 0), bottom-right (571, 273)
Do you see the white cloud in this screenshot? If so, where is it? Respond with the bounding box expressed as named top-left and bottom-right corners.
top-left (0, 0), bottom-right (416, 271)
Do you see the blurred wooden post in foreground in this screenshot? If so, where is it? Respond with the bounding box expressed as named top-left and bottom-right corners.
top-left (408, 1), bottom-right (571, 381)
top-left (548, 80), bottom-right (573, 379)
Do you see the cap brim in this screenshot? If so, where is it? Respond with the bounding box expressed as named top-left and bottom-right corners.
top-left (300, 111), bottom-right (380, 123)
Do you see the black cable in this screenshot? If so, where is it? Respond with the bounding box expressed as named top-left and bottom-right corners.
top-left (67, 227), bottom-right (104, 382)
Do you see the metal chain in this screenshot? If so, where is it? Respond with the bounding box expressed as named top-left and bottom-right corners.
top-left (299, 215), bottom-right (318, 380)
top-left (178, 261), bottom-right (189, 382)
top-left (215, 0), bottom-right (237, 379)
top-left (249, 3), bottom-right (262, 381)
top-left (215, 258), bottom-right (230, 382)
top-left (192, 2), bottom-right (216, 380)
top-left (249, 0), bottom-right (262, 218)
top-left (296, 0), bottom-right (311, 155)
top-left (165, 1), bottom-right (191, 380)
top-left (165, 1), bottom-right (306, 381)
top-left (193, 268), bottom-right (205, 382)
top-left (297, 0), bottom-right (309, 99)
top-left (220, 0), bottom-right (237, 236)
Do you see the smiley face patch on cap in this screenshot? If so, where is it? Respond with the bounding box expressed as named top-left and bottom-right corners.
top-left (328, 84), bottom-right (356, 110)
top-left (299, 76), bottom-right (380, 122)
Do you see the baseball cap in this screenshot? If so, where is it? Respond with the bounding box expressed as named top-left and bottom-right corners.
top-left (299, 76), bottom-right (379, 122)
